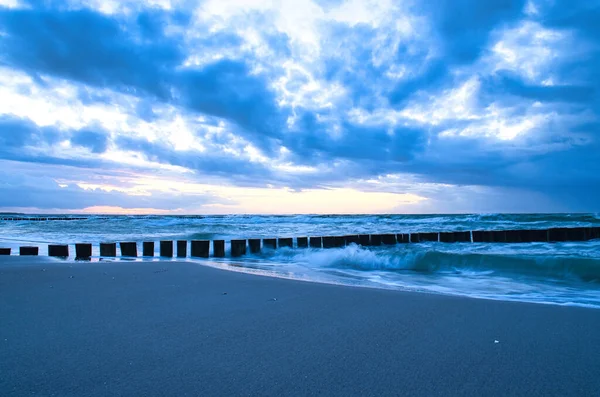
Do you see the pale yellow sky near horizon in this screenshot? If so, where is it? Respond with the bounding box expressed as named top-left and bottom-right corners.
top-left (2, 186), bottom-right (428, 215)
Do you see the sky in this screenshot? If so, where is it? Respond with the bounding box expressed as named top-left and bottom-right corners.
top-left (0, 0), bottom-right (598, 214)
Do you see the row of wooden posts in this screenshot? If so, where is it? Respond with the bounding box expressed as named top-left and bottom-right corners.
top-left (0, 216), bottom-right (203, 221)
top-left (0, 217), bottom-right (93, 221)
top-left (1, 227), bottom-right (599, 259)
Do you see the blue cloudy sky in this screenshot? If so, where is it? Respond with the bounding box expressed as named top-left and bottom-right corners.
top-left (0, 0), bottom-right (598, 214)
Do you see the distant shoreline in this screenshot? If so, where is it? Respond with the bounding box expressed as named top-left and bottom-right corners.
top-left (0, 212), bottom-right (598, 216)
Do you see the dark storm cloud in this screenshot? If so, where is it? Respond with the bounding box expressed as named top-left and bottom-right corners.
top-left (480, 72), bottom-right (596, 104)
top-left (176, 60), bottom-right (288, 155)
top-left (284, 112), bottom-right (427, 166)
top-left (0, 8), bottom-right (182, 99)
top-left (0, 7), bottom-right (287, 152)
top-left (70, 129), bottom-right (109, 153)
top-left (0, 115), bottom-right (61, 148)
top-left (422, 0), bottom-right (527, 63)
top-left (0, 116), bottom-right (111, 155)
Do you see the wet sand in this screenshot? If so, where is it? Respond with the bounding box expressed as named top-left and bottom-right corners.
top-left (1, 257), bottom-right (599, 396)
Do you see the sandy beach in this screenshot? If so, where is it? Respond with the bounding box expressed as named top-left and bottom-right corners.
top-left (1, 257), bottom-right (599, 396)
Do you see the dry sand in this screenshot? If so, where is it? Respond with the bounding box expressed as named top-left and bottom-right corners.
top-left (1, 257), bottom-right (599, 396)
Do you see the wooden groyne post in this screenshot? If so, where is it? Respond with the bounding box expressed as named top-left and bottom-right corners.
top-left (160, 241), bottom-right (173, 257)
top-left (100, 243), bottom-right (117, 257)
top-left (143, 242), bottom-right (155, 257)
top-left (75, 243), bottom-right (92, 260)
top-left (263, 238), bottom-right (277, 250)
top-left (213, 240), bottom-right (225, 257)
top-left (20, 246), bottom-right (39, 256)
top-left (48, 245), bottom-right (69, 257)
top-left (309, 237), bottom-right (322, 248)
top-left (248, 239), bottom-right (261, 253)
top-left (297, 237), bottom-right (308, 248)
top-left (191, 240), bottom-right (210, 258)
top-left (231, 240), bottom-right (247, 257)
top-left (177, 240), bottom-right (187, 258)
top-left (278, 238), bottom-right (293, 248)
top-left (120, 242), bottom-right (137, 257)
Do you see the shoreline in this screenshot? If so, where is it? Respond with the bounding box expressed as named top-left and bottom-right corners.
top-left (3, 255), bottom-right (600, 310)
top-left (2, 255), bottom-right (600, 310)
top-left (2, 257), bottom-right (600, 396)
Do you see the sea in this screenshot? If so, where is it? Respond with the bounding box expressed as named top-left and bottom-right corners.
top-left (1, 213), bottom-right (600, 308)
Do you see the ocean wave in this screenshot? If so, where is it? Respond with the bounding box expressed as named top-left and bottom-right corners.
top-left (259, 244), bottom-right (600, 283)
top-left (3, 214), bottom-right (600, 239)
